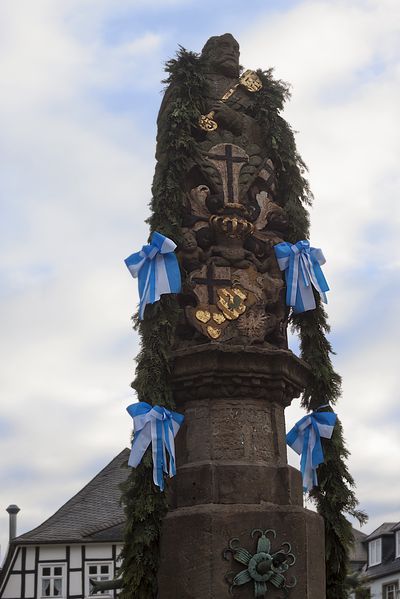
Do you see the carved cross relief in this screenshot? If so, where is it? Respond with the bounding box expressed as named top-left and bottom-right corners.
top-left (180, 143), bottom-right (287, 346)
top-left (206, 143), bottom-right (249, 206)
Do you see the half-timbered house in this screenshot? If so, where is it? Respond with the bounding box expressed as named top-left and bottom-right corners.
top-left (0, 448), bottom-right (129, 599)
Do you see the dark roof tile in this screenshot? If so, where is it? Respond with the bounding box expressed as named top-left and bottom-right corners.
top-left (364, 523), bottom-right (397, 542)
top-left (366, 558), bottom-right (400, 581)
top-left (350, 528), bottom-right (368, 562)
top-left (15, 449), bottom-right (129, 544)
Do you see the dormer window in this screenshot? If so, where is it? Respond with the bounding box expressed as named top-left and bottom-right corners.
top-left (368, 538), bottom-right (382, 566)
top-left (396, 530), bottom-right (400, 558)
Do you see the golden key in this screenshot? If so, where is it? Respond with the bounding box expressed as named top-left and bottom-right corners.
top-left (198, 70), bottom-right (262, 132)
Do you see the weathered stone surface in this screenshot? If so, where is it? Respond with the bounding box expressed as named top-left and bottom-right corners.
top-left (170, 463), bottom-right (303, 508)
top-left (160, 34), bottom-right (290, 348)
top-left (158, 344), bottom-right (326, 598)
top-left (172, 344), bottom-right (310, 406)
top-left (159, 504), bottom-right (325, 598)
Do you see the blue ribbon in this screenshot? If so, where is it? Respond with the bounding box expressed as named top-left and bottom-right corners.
top-left (125, 231), bottom-right (181, 319)
top-left (286, 411), bottom-right (337, 492)
top-left (274, 240), bottom-right (329, 313)
top-left (127, 402), bottom-right (184, 491)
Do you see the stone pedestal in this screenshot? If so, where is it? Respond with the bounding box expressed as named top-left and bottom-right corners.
top-left (158, 345), bottom-right (326, 599)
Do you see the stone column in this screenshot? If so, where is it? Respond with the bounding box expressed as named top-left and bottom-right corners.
top-left (158, 344), bottom-right (325, 599)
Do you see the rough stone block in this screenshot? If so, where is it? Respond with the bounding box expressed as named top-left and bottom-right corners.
top-left (158, 504), bottom-right (325, 599)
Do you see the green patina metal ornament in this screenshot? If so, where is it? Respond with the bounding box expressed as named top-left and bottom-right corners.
top-left (223, 529), bottom-right (296, 598)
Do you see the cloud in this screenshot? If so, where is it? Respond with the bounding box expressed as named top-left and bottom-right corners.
top-left (242, 0), bottom-right (400, 263)
top-left (0, 0), bottom-right (152, 554)
top-left (1, 0), bottom-right (399, 557)
top-left (241, 0), bottom-right (400, 531)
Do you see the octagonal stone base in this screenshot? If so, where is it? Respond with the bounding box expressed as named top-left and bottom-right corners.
top-left (158, 344), bottom-right (326, 599)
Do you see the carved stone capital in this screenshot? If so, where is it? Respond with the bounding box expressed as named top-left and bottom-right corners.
top-left (171, 344), bottom-right (309, 407)
top-left (171, 344), bottom-right (310, 472)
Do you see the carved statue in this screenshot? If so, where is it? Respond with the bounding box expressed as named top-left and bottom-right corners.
top-left (157, 34), bottom-right (290, 348)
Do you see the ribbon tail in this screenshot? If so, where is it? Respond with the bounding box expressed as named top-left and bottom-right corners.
top-left (163, 253), bottom-right (181, 294)
top-left (311, 420), bottom-right (324, 470)
top-left (301, 425), bottom-right (319, 493)
top-left (287, 251), bottom-right (300, 307)
top-left (310, 263), bottom-right (329, 304)
top-left (300, 427), bottom-right (309, 491)
top-left (128, 424), bottom-right (152, 468)
top-left (150, 418), bottom-right (165, 491)
top-left (308, 249), bottom-right (329, 303)
top-left (161, 421), bottom-right (168, 475)
top-left (295, 254), bottom-right (316, 312)
top-left (300, 253), bottom-right (311, 288)
top-left (139, 259), bottom-right (155, 319)
top-left (163, 421), bottom-right (177, 478)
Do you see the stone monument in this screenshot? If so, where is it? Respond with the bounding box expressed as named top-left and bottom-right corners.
top-left (154, 34), bottom-right (326, 598)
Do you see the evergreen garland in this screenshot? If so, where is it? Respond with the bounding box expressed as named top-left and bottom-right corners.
top-left (292, 304), bottom-right (367, 599)
top-left (251, 69), bottom-right (312, 242)
top-left (119, 50), bottom-right (365, 599)
top-left (119, 50), bottom-right (207, 599)
top-left (118, 300), bottom-right (178, 599)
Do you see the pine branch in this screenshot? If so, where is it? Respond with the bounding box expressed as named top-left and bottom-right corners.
top-left (292, 298), bottom-right (367, 599)
top-left (119, 48), bottom-right (206, 599)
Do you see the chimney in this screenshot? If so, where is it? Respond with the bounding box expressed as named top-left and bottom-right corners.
top-left (6, 505), bottom-right (20, 541)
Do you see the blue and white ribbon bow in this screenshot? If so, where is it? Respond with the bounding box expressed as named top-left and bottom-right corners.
top-left (125, 231), bottom-right (181, 319)
top-left (274, 240), bottom-right (329, 313)
top-left (127, 402), bottom-right (184, 491)
top-left (286, 411), bottom-right (337, 492)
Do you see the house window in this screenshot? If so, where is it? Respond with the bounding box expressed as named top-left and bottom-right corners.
top-left (368, 538), bottom-right (382, 566)
top-left (396, 530), bottom-right (400, 558)
top-left (85, 562), bottom-right (113, 597)
top-left (382, 582), bottom-right (399, 599)
top-left (39, 564), bottom-right (66, 598)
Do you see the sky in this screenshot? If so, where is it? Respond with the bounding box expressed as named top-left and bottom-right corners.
top-left (1, 0), bottom-right (399, 559)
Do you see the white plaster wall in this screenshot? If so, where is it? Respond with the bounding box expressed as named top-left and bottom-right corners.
top-left (25, 573), bottom-right (35, 598)
top-left (366, 572), bottom-right (400, 598)
top-left (70, 545), bottom-right (82, 568)
top-left (70, 570), bottom-right (82, 596)
top-left (1, 574), bottom-right (21, 599)
top-left (116, 545), bottom-right (123, 566)
top-left (86, 544), bottom-right (112, 559)
top-left (13, 550), bottom-right (21, 570)
top-left (25, 546), bottom-right (36, 570)
top-left (39, 545), bottom-right (66, 560)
